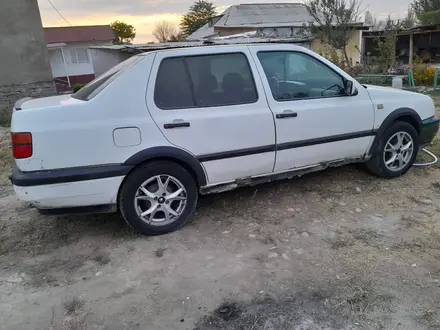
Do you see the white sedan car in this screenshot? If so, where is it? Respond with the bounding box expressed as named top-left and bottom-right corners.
top-left (10, 44), bottom-right (439, 235)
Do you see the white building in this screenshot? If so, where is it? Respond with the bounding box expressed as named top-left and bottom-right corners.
top-left (187, 3), bottom-right (367, 64)
top-left (44, 25), bottom-right (115, 92)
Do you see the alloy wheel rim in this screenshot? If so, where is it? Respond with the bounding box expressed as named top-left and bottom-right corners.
top-left (134, 175), bottom-right (187, 226)
top-left (383, 131), bottom-right (414, 172)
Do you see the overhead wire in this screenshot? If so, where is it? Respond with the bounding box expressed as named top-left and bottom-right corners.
top-left (45, 0), bottom-right (106, 47)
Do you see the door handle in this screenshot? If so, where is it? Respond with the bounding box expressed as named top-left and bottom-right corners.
top-left (276, 111), bottom-right (298, 119)
top-left (164, 121), bottom-right (191, 129)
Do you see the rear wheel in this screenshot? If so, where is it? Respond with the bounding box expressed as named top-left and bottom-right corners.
top-left (119, 161), bottom-right (198, 235)
top-left (365, 121), bottom-right (418, 178)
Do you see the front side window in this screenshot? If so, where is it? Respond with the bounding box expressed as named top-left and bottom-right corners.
top-left (154, 53), bottom-right (258, 110)
top-left (258, 51), bottom-right (345, 101)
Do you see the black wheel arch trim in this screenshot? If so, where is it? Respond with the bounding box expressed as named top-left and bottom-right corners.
top-left (123, 146), bottom-right (207, 186)
top-left (367, 107), bottom-right (422, 156)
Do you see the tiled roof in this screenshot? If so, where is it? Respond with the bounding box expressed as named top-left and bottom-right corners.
top-left (44, 25), bottom-right (115, 44)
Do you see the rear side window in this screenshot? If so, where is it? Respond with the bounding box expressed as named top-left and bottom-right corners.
top-left (154, 57), bottom-right (195, 109)
top-left (73, 55), bottom-right (141, 101)
top-left (154, 53), bottom-right (258, 110)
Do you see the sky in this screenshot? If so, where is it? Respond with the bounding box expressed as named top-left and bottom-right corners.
top-left (37, 0), bottom-right (413, 43)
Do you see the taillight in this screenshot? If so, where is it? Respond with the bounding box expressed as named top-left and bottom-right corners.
top-left (11, 132), bottom-right (32, 159)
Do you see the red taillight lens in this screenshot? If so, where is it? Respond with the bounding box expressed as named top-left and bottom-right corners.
top-left (11, 132), bottom-right (32, 159)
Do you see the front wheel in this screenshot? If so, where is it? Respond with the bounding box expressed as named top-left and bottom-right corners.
top-left (365, 121), bottom-right (419, 178)
top-left (119, 161), bottom-right (198, 235)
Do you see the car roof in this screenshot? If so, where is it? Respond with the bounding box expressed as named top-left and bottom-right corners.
top-left (138, 43), bottom-right (308, 56)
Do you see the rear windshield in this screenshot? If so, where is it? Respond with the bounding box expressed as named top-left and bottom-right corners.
top-left (72, 55), bottom-right (142, 101)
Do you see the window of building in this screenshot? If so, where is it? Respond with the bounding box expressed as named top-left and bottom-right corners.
top-left (154, 53), bottom-right (258, 110)
top-left (69, 48), bottom-right (90, 64)
top-left (48, 49), bottom-right (63, 65)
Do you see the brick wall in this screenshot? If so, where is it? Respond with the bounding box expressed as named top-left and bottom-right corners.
top-left (0, 81), bottom-right (57, 113)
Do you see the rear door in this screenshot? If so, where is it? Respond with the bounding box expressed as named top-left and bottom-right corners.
top-left (146, 47), bottom-right (276, 185)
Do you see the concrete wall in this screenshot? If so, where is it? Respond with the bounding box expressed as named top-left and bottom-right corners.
top-left (0, 0), bottom-right (56, 112)
top-left (90, 49), bottom-right (132, 77)
top-left (311, 30), bottom-right (362, 64)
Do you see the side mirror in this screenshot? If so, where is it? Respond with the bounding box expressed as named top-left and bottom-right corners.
top-left (344, 79), bottom-right (355, 95)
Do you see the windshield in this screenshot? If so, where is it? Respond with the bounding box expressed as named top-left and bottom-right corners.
top-left (72, 55), bottom-right (142, 101)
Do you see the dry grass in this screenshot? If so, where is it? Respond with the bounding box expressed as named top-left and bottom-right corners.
top-left (0, 212), bottom-right (138, 256)
top-left (0, 127), bottom-right (12, 187)
top-left (328, 227), bottom-right (381, 250)
top-left (0, 111), bottom-right (11, 127)
top-left (416, 133), bottom-right (440, 167)
top-left (196, 280), bottom-right (396, 330)
top-left (63, 296), bottom-right (84, 315)
top-left (154, 247), bottom-right (167, 258)
top-left (91, 249), bottom-right (111, 265)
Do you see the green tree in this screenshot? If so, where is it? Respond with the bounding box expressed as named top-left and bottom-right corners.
top-left (302, 0), bottom-right (362, 67)
top-left (402, 7), bottom-right (417, 29)
top-left (412, 0), bottom-right (440, 25)
top-left (180, 0), bottom-right (216, 37)
top-left (111, 21), bottom-right (136, 44)
top-left (375, 16), bottom-right (402, 72)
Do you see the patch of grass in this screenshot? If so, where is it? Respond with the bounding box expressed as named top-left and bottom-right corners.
top-left (111, 286), bottom-right (134, 299)
top-left (0, 212), bottom-right (138, 257)
top-left (0, 127), bottom-right (13, 187)
top-left (416, 132), bottom-right (440, 167)
top-left (91, 249), bottom-right (111, 265)
top-left (392, 232), bottom-right (440, 251)
top-left (328, 234), bottom-right (355, 249)
top-left (196, 282), bottom-right (396, 330)
top-left (399, 214), bottom-right (430, 229)
top-left (154, 247), bottom-right (166, 258)
top-left (400, 214), bottom-right (416, 228)
top-left (350, 228), bottom-right (380, 244)
top-left (259, 235), bottom-right (276, 246)
top-left (432, 181), bottom-right (440, 191)
top-left (328, 228), bottom-right (380, 249)
top-left (63, 296), bottom-right (84, 315)
top-left (0, 112), bottom-right (11, 127)
top-left (24, 255), bottom-right (87, 287)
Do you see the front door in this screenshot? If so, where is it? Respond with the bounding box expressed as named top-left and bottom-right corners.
top-left (250, 48), bottom-right (375, 172)
top-left (146, 47), bottom-right (276, 184)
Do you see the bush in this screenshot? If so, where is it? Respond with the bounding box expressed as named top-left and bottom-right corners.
top-left (418, 10), bottom-right (440, 26)
top-left (72, 83), bottom-right (85, 93)
top-left (412, 66), bottom-right (439, 86)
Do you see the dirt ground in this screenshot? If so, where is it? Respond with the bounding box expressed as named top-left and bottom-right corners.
top-left (1, 98), bottom-right (440, 330)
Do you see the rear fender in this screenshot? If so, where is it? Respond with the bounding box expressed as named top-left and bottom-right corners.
top-left (124, 146), bottom-right (207, 186)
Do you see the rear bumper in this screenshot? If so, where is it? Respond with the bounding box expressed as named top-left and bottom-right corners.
top-left (419, 116), bottom-right (440, 147)
top-left (11, 165), bottom-right (128, 210)
top-left (13, 176), bottom-right (124, 209)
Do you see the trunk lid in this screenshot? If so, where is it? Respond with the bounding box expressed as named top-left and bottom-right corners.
top-left (14, 94), bottom-right (84, 112)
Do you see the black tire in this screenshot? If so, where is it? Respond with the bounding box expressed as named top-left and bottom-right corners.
top-left (365, 121), bottom-right (419, 178)
top-left (118, 160), bottom-right (198, 235)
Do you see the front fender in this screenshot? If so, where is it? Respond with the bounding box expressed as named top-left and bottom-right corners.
top-left (367, 107), bottom-right (422, 156)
